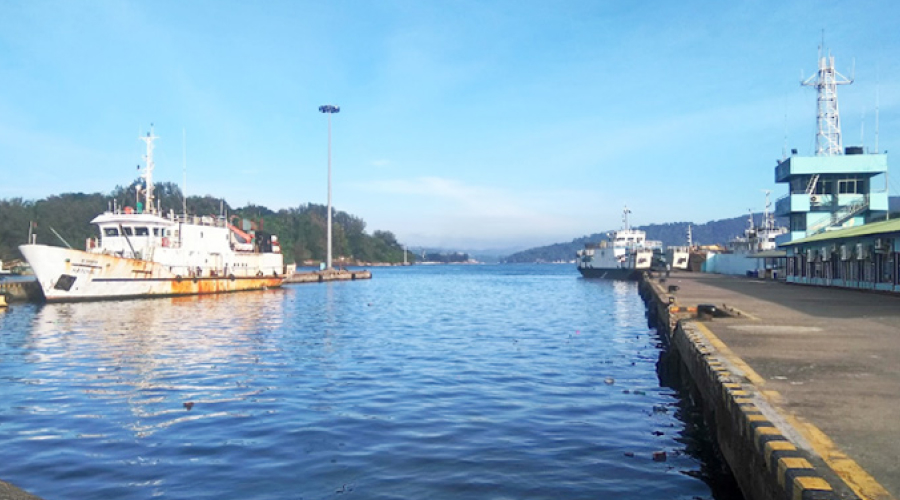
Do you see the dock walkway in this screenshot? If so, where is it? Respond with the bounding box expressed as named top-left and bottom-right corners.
top-left (655, 271), bottom-right (898, 500)
top-left (283, 269), bottom-right (372, 284)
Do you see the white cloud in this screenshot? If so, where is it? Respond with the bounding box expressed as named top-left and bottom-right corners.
top-left (357, 176), bottom-right (600, 248)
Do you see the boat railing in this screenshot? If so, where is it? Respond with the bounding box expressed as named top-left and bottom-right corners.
top-left (170, 213), bottom-right (228, 228)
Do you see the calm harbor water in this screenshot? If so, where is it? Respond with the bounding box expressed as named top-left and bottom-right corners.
top-left (0, 265), bottom-right (737, 499)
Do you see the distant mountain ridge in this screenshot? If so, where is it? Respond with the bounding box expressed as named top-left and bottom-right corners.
top-left (504, 196), bottom-right (900, 263)
top-left (502, 213), bottom-right (781, 263)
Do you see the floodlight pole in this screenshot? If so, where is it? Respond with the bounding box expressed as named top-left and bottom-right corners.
top-left (318, 104), bottom-right (340, 270)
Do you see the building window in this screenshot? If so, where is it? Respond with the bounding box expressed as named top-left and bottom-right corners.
top-left (813, 179), bottom-right (834, 195)
top-left (791, 214), bottom-right (807, 232)
top-left (838, 179), bottom-right (862, 194)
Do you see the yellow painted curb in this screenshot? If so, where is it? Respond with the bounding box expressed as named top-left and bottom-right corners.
top-left (785, 415), bottom-right (895, 500)
top-left (689, 322), bottom-right (895, 500)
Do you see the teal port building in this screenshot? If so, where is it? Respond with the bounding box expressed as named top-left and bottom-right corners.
top-left (775, 150), bottom-right (896, 291)
top-left (773, 50), bottom-right (896, 292)
top-left (774, 150), bottom-right (889, 241)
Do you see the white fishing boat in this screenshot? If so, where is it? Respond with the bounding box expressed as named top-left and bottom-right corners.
top-left (665, 225), bottom-right (693, 271)
top-left (702, 191), bottom-right (788, 276)
top-left (576, 206), bottom-right (662, 280)
top-left (19, 129), bottom-right (285, 302)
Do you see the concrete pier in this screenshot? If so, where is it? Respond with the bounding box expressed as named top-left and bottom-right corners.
top-left (0, 280), bottom-right (41, 303)
top-left (283, 269), bottom-right (372, 284)
top-left (641, 271), bottom-right (897, 500)
top-left (0, 479), bottom-right (43, 500)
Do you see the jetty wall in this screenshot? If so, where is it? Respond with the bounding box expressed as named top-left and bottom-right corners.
top-left (640, 276), bottom-right (839, 500)
top-left (0, 280), bottom-right (42, 303)
top-left (283, 269), bottom-right (372, 284)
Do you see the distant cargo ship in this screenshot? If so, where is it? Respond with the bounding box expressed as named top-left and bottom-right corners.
top-left (576, 207), bottom-right (662, 280)
top-left (19, 129), bottom-right (284, 302)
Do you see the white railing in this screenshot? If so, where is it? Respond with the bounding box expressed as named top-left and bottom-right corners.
top-left (807, 195), bottom-right (869, 236)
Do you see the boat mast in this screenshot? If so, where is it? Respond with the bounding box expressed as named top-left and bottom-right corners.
top-left (140, 126), bottom-right (158, 215)
top-left (622, 205), bottom-right (631, 231)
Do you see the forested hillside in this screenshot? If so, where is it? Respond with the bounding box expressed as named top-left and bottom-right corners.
top-left (0, 181), bottom-right (410, 265)
top-left (502, 213), bottom-right (776, 263)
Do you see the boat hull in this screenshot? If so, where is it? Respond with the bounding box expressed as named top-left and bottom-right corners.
top-left (577, 266), bottom-right (643, 280)
top-left (20, 244), bottom-right (283, 302)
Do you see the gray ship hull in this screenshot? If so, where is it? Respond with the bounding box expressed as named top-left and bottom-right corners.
top-left (577, 266), bottom-right (643, 280)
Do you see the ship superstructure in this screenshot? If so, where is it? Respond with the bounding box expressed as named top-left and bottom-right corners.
top-left (576, 206), bottom-right (662, 280)
top-left (19, 128), bottom-right (285, 302)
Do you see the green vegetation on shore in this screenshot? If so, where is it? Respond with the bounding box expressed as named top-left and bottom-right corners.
top-left (0, 181), bottom-right (411, 265)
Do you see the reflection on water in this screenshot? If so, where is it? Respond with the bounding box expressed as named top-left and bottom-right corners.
top-left (0, 266), bottom-right (732, 500)
top-left (18, 290), bottom-right (287, 440)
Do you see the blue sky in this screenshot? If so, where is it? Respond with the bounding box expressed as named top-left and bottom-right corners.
top-left (2, 1), bottom-right (899, 250)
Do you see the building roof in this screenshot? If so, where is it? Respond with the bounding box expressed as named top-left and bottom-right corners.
top-left (780, 218), bottom-right (900, 247)
top-left (749, 250), bottom-right (788, 258)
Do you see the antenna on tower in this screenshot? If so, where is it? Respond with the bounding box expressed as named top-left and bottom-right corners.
top-left (860, 108), bottom-right (865, 149)
top-left (782, 112), bottom-right (788, 160)
top-left (801, 40), bottom-right (853, 156)
top-left (876, 67), bottom-right (880, 153)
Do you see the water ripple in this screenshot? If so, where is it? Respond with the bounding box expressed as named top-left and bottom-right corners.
top-left (0, 266), bottom-right (728, 499)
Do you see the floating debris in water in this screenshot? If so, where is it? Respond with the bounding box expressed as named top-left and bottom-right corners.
top-left (604, 377), bottom-right (615, 385)
top-left (183, 402), bottom-right (194, 410)
top-left (652, 451), bottom-right (667, 462)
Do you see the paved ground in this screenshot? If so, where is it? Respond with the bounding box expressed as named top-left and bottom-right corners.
top-left (0, 480), bottom-right (42, 500)
top-left (662, 271), bottom-right (900, 499)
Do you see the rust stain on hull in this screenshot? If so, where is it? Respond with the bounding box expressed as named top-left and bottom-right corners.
top-left (169, 277), bottom-right (282, 296)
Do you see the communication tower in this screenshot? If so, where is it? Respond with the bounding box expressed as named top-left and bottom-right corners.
top-left (802, 46), bottom-right (853, 157)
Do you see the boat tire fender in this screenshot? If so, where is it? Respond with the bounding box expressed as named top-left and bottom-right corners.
top-left (175, 275), bottom-right (182, 283)
top-left (229, 274), bottom-right (236, 281)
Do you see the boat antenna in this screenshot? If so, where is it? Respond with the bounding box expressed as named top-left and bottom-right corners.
top-left (622, 205), bottom-right (631, 231)
top-left (140, 124), bottom-right (159, 214)
top-left (763, 189), bottom-right (773, 230)
top-left (182, 128), bottom-right (188, 216)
